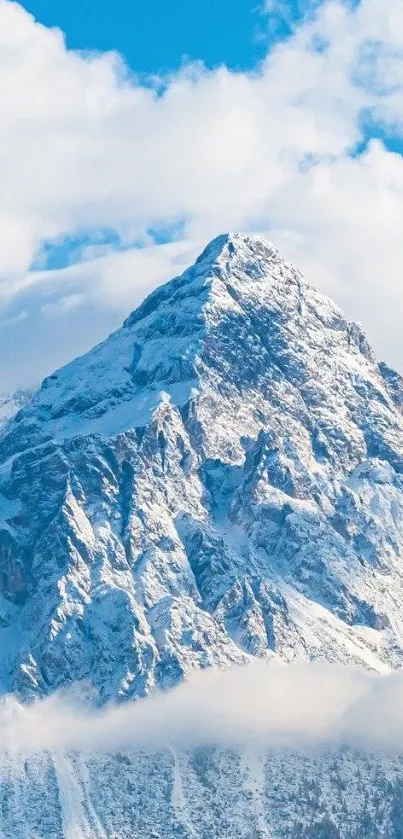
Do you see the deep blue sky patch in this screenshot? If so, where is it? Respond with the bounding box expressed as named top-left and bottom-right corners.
top-left (21, 0), bottom-right (274, 72)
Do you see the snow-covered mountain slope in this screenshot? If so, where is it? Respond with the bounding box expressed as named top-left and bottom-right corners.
top-left (1, 233), bottom-right (403, 837)
top-left (0, 233), bottom-right (402, 700)
top-left (0, 388), bottom-right (33, 431)
top-left (2, 744), bottom-right (403, 839)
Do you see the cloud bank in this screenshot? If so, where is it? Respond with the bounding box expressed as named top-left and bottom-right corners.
top-left (3, 662), bottom-right (403, 756)
top-left (2, 0), bottom-right (403, 385)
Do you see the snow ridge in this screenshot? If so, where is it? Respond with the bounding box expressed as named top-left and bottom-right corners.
top-left (0, 233), bottom-right (401, 834)
top-left (0, 233), bottom-right (402, 696)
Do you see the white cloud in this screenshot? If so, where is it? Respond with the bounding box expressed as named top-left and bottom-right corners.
top-left (0, 240), bottom-right (199, 390)
top-left (2, 661), bottom-right (403, 755)
top-left (1, 0), bottom-right (403, 386)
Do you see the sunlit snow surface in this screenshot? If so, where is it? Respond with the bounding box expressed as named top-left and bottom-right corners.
top-left (0, 234), bottom-right (402, 835)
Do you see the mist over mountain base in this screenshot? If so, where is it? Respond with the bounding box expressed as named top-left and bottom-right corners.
top-left (0, 662), bottom-right (401, 837)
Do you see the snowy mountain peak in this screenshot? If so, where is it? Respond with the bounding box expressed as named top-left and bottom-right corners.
top-left (122, 232), bottom-right (283, 331)
top-left (194, 231), bottom-right (281, 271)
top-left (0, 234), bottom-right (402, 708)
top-left (0, 234), bottom-right (317, 451)
top-left (0, 233), bottom-right (393, 466)
top-left (0, 388), bottom-right (33, 431)
top-left (1, 235), bottom-right (403, 835)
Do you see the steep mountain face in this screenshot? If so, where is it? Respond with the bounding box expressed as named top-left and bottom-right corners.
top-left (0, 233), bottom-right (402, 703)
top-left (0, 388), bottom-right (33, 430)
top-left (1, 233), bottom-right (403, 837)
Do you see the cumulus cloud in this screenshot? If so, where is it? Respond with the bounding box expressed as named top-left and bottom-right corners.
top-left (1, 0), bottom-right (403, 385)
top-left (2, 662), bottom-right (403, 755)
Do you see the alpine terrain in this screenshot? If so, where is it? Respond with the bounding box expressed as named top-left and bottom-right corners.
top-left (0, 233), bottom-right (402, 836)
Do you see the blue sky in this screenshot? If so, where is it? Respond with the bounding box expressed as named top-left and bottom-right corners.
top-left (1, 0), bottom-right (403, 390)
top-left (22, 0), bottom-right (314, 277)
top-left (22, 0), bottom-right (274, 72)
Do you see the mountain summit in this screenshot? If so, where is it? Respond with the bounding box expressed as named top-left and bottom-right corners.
top-left (0, 233), bottom-right (402, 702)
top-left (0, 234), bottom-right (403, 836)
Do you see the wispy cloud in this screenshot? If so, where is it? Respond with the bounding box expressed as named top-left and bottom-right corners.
top-left (2, 662), bottom-right (403, 755)
top-left (0, 241), bottom-right (198, 390)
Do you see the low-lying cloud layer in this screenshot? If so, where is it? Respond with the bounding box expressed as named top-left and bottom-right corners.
top-left (2, 662), bottom-right (403, 755)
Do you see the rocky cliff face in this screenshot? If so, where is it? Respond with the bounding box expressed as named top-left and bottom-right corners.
top-left (0, 234), bottom-right (403, 698)
top-left (0, 233), bottom-right (403, 836)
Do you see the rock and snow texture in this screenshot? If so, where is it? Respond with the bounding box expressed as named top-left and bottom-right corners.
top-left (0, 233), bottom-right (402, 697)
top-left (1, 746), bottom-right (403, 839)
top-left (0, 233), bottom-right (403, 834)
top-left (0, 389), bottom-right (33, 431)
